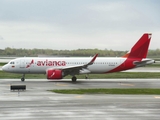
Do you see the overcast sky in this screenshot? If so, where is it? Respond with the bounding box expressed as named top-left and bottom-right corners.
top-left (0, 0), bottom-right (160, 50)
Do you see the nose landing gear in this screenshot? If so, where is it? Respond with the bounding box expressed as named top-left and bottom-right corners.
top-left (21, 74), bottom-right (25, 82)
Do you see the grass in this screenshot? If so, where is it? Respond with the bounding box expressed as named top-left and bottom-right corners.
top-left (66, 72), bottom-right (160, 79)
top-left (0, 63), bottom-right (6, 66)
top-left (0, 71), bottom-right (46, 79)
top-left (0, 71), bottom-right (160, 79)
top-left (50, 88), bottom-right (160, 94)
top-left (147, 63), bottom-right (160, 67)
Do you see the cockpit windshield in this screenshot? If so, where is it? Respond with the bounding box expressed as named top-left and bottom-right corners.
top-left (9, 61), bottom-right (15, 64)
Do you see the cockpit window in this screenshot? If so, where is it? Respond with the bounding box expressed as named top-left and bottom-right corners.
top-left (10, 62), bottom-right (15, 64)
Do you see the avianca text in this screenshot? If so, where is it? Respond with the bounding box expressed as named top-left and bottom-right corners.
top-left (37, 60), bottom-right (66, 66)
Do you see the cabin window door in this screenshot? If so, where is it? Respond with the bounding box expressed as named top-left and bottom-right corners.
top-left (20, 59), bottom-right (25, 68)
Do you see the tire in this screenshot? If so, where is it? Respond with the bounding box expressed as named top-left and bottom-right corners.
top-left (72, 76), bottom-right (77, 82)
top-left (21, 78), bottom-right (25, 82)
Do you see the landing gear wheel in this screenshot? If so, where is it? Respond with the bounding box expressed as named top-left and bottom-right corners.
top-left (72, 76), bottom-right (77, 82)
top-left (21, 78), bottom-right (25, 82)
top-left (85, 75), bottom-right (88, 79)
top-left (21, 74), bottom-right (25, 82)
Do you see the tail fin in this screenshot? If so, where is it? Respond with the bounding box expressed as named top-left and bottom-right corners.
top-left (122, 33), bottom-right (152, 59)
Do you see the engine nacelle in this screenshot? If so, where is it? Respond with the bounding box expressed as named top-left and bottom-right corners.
top-left (46, 69), bottom-right (63, 79)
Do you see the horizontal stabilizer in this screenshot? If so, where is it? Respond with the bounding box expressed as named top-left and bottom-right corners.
top-left (133, 59), bottom-right (155, 67)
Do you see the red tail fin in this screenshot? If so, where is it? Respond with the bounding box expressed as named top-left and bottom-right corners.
top-left (122, 33), bottom-right (152, 59)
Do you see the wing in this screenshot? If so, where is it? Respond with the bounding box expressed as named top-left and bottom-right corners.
top-left (53, 54), bottom-right (98, 76)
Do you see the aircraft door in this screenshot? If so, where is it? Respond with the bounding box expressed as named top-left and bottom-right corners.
top-left (20, 59), bottom-right (25, 68)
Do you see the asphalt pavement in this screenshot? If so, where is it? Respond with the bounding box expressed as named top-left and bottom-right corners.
top-left (0, 79), bottom-right (160, 120)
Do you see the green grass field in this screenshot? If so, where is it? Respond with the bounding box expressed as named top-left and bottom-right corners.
top-left (50, 88), bottom-right (160, 94)
top-left (0, 71), bottom-right (160, 79)
top-left (0, 63), bottom-right (6, 66)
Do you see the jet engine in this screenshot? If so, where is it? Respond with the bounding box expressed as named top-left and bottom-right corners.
top-left (46, 69), bottom-right (63, 79)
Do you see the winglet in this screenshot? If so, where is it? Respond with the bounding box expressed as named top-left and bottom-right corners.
top-left (87, 54), bottom-right (98, 65)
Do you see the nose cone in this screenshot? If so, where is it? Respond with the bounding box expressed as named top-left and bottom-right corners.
top-left (2, 64), bottom-right (8, 71)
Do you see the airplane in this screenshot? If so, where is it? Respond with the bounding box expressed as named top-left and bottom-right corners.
top-left (2, 33), bottom-right (155, 82)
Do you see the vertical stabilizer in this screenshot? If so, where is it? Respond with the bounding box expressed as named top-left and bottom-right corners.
top-left (122, 33), bottom-right (152, 59)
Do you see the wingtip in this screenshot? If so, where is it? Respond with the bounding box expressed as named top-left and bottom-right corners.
top-left (93, 53), bottom-right (98, 60)
top-left (95, 53), bottom-right (98, 57)
top-left (89, 54), bottom-right (98, 65)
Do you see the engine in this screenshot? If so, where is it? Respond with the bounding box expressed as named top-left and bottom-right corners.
top-left (46, 69), bottom-right (63, 79)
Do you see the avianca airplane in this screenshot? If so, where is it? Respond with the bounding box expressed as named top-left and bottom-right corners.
top-left (2, 33), bottom-right (154, 82)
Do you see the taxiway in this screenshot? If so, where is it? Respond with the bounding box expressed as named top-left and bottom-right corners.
top-left (0, 79), bottom-right (160, 120)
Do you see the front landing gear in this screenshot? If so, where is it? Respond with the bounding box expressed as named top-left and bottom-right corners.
top-left (21, 74), bottom-right (25, 82)
top-left (72, 76), bottom-right (77, 82)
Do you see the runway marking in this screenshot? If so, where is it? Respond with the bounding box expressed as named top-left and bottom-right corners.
top-left (154, 96), bottom-right (160, 99)
top-left (55, 83), bottom-right (68, 87)
top-left (75, 95), bottom-right (83, 98)
top-left (120, 83), bottom-right (135, 86)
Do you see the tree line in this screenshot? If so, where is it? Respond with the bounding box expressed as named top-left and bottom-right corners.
top-left (0, 47), bottom-right (159, 58)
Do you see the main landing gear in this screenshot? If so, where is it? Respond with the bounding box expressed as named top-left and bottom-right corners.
top-left (72, 76), bottom-right (77, 82)
top-left (21, 74), bottom-right (25, 82)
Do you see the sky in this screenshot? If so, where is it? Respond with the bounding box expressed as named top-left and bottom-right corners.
top-left (0, 0), bottom-right (160, 51)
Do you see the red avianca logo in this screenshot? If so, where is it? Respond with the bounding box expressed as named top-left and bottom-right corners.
top-left (37, 59), bottom-right (66, 66)
top-left (26, 59), bottom-right (34, 68)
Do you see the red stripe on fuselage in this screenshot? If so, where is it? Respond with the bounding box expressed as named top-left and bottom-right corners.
top-left (106, 58), bottom-right (139, 73)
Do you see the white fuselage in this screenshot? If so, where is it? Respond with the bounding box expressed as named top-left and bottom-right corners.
top-left (2, 57), bottom-right (127, 74)
top-left (2, 57), bottom-right (154, 76)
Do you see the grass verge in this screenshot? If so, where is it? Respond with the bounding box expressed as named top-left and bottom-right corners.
top-left (0, 63), bottom-right (7, 66)
top-left (50, 88), bottom-right (160, 95)
top-left (0, 71), bottom-right (160, 79)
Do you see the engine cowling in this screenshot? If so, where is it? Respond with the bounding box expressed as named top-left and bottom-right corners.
top-left (46, 69), bottom-right (63, 79)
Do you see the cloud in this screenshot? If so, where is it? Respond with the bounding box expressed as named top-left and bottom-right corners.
top-left (0, 36), bottom-right (4, 40)
top-left (85, 1), bottom-right (160, 31)
top-left (0, 0), bottom-right (160, 50)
